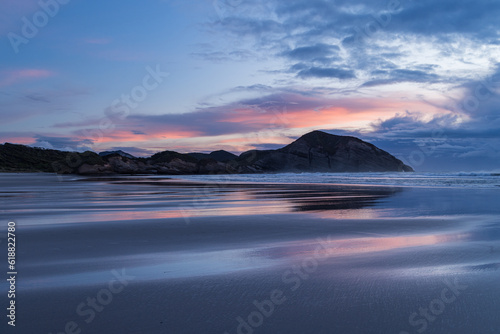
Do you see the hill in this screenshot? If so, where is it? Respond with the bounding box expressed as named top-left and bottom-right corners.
top-left (237, 131), bottom-right (413, 172)
top-left (188, 150), bottom-right (238, 162)
top-left (0, 131), bottom-right (413, 174)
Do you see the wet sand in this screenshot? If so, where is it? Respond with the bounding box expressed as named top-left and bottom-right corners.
top-left (0, 174), bottom-right (499, 333)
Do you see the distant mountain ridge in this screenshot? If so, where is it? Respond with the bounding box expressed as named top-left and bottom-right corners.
top-left (0, 131), bottom-right (413, 174)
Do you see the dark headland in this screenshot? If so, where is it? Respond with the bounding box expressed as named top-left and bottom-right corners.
top-left (0, 130), bottom-right (413, 175)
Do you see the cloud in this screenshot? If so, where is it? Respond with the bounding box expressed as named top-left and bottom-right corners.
top-left (19, 69), bottom-right (49, 76)
top-left (31, 136), bottom-right (94, 152)
top-left (2, 0), bottom-right (498, 171)
top-left (23, 93), bottom-right (51, 103)
top-left (206, 0), bottom-right (500, 88)
top-left (0, 86), bottom-right (90, 125)
top-left (362, 69), bottom-right (440, 87)
top-left (370, 111), bottom-right (459, 134)
top-left (297, 67), bottom-right (356, 79)
top-left (51, 89), bottom-right (434, 149)
top-left (281, 43), bottom-right (340, 61)
top-left (0, 69), bottom-right (54, 87)
top-left (231, 84), bottom-right (274, 92)
top-left (191, 49), bottom-right (256, 62)
top-left (392, 0), bottom-right (500, 36)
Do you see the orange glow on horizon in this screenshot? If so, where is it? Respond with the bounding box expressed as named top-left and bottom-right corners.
top-left (2, 96), bottom-right (448, 153)
top-left (91, 129), bottom-right (203, 144)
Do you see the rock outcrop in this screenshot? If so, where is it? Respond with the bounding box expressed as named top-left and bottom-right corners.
top-left (237, 131), bottom-right (413, 172)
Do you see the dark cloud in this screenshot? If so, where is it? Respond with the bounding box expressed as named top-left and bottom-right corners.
top-left (392, 0), bottom-right (500, 36)
top-left (125, 92), bottom-right (321, 137)
top-left (456, 66), bottom-right (500, 118)
top-left (297, 67), bottom-right (356, 79)
top-left (206, 0), bottom-right (500, 79)
top-left (50, 90), bottom-right (381, 142)
top-left (362, 69), bottom-right (440, 87)
top-left (281, 43), bottom-right (340, 61)
top-left (131, 130), bottom-right (146, 135)
top-left (236, 92), bottom-right (320, 110)
top-left (127, 112), bottom-right (259, 137)
top-left (274, 0), bottom-right (500, 41)
top-left (23, 94), bottom-right (51, 103)
top-left (290, 63), bottom-right (309, 72)
top-left (231, 84), bottom-right (273, 92)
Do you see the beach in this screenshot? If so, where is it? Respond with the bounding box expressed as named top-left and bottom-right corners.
top-left (1, 173), bottom-right (499, 333)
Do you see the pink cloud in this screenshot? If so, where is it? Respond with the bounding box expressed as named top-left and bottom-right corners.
top-left (0, 68), bottom-right (54, 87)
top-left (17, 69), bottom-right (53, 78)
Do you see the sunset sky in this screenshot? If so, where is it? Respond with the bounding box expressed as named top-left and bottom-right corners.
top-left (1, 0), bottom-right (500, 171)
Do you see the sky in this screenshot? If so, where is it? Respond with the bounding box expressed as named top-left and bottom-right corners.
top-left (1, 0), bottom-right (500, 171)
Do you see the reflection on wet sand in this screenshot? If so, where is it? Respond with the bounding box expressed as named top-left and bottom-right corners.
top-left (2, 174), bottom-right (500, 334)
top-left (2, 177), bottom-right (402, 223)
top-left (89, 177), bottom-right (403, 220)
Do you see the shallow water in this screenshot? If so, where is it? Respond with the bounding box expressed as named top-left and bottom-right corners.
top-left (0, 173), bottom-right (499, 333)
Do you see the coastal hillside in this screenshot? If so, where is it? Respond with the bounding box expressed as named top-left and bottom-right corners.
top-left (238, 131), bottom-right (413, 173)
top-left (0, 143), bottom-right (105, 173)
top-left (0, 131), bottom-right (413, 174)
